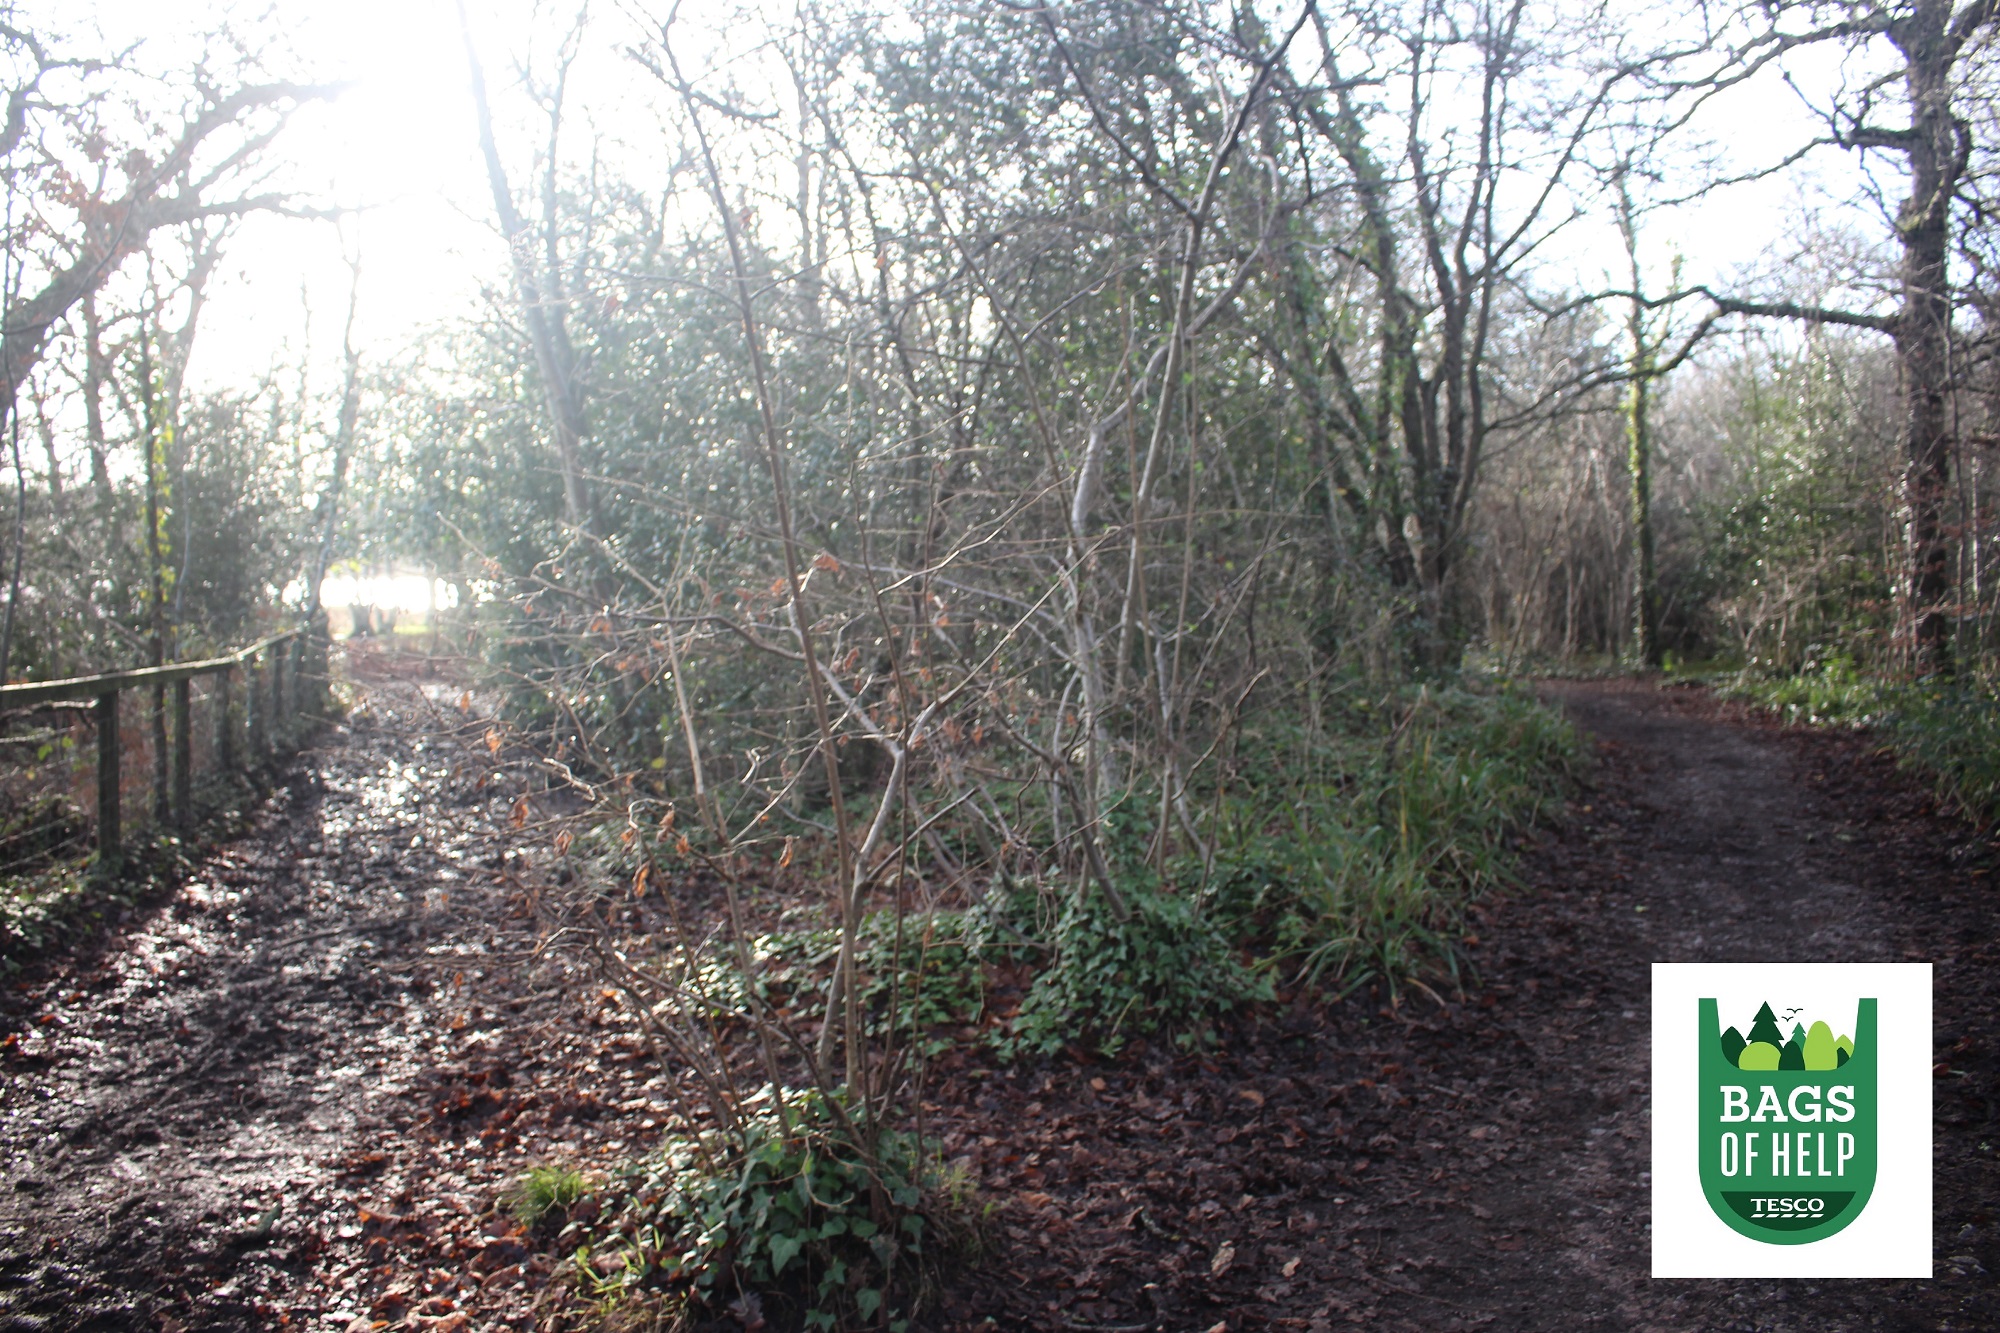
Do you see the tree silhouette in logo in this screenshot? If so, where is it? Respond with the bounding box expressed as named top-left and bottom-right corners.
top-left (1721, 1002), bottom-right (1854, 1071)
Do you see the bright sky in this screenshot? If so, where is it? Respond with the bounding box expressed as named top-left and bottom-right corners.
top-left (187, 0), bottom-right (516, 393)
top-left (54, 1), bottom-right (1899, 394)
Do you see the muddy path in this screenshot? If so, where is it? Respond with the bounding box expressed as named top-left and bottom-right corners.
top-left (937, 680), bottom-right (2000, 1332)
top-left (0, 672), bottom-right (1994, 1332)
top-left (0, 657), bottom-right (568, 1332)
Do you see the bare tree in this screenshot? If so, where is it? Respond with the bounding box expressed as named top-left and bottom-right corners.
top-left (1256, 0), bottom-right (1637, 662)
top-left (456, 0), bottom-right (595, 533)
top-left (0, 25), bottom-right (336, 433)
top-left (1670, 0), bottom-right (2000, 671)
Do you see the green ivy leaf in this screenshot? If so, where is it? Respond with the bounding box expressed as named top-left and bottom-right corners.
top-left (768, 1230), bottom-right (804, 1276)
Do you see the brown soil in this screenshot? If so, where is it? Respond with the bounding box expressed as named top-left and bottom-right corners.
top-left (0, 673), bottom-right (1994, 1332)
top-left (928, 680), bottom-right (1999, 1332)
top-left (0, 649), bottom-right (576, 1332)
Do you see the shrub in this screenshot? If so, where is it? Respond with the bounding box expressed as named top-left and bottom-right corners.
top-left (1205, 684), bottom-right (1580, 996)
top-left (570, 1088), bottom-right (967, 1330)
top-left (1733, 661), bottom-right (2000, 827)
top-left (1005, 880), bottom-right (1272, 1057)
top-left (679, 912), bottom-right (987, 1057)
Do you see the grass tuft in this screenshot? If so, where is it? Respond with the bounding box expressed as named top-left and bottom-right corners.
top-left (510, 1164), bottom-right (591, 1228)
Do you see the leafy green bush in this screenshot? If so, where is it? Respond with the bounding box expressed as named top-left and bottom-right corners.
top-left (598, 682), bottom-right (1579, 1072)
top-left (1005, 880), bottom-right (1272, 1057)
top-left (858, 920), bottom-right (987, 1055)
top-left (569, 1088), bottom-right (967, 1330)
top-left (678, 912), bottom-right (986, 1056)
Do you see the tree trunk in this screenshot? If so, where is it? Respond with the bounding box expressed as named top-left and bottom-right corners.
top-left (82, 293), bottom-right (117, 524)
top-left (1617, 167), bottom-right (1662, 668)
top-left (1894, 0), bottom-right (1961, 675)
top-left (1626, 352), bottom-right (1661, 668)
top-left (457, 0), bottom-right (594, 533)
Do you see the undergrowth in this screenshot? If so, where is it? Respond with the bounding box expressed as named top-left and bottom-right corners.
top-left (629, 681), bottom-right (1580, 1057)
top-left (554, 1088), bottom-right (976, 1331)
top-left (1730, 657), bottom-right (2000, 826)
top-left (0, 773), bottom-right (271, 972)
top-left (984, 682), bottom-right (1581, 1050)
top-left (683, 913), bottom-right (988, 1058)
top-left (512, 1164), bottom-right (592, 1228)
top-left (997, 878), bottom-right (1271, 1058)
top-left (547, 678), bottom-right (1578, 1327)
top-left (1209, 682), bottom-right (1581, 996)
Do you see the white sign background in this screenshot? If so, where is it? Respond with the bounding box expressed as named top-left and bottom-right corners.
top-left (1652, 962), bottom-right (1933, 1278)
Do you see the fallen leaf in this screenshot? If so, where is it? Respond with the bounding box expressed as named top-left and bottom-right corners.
top-left (1236, 1087), bottom-right (1265, 1108)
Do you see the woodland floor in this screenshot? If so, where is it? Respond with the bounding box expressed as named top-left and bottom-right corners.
top-left (0, 663), bottom-right (1996, 1332)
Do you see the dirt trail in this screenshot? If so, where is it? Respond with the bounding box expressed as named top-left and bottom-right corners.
top-left (1546, 680), bottom-right (1897, 964)
top-left (0, 662), bottom-right (547, 1331)
top-left (0, 673), bottom-right (1994, 1332)
top-left (938, 680), bottom-right (1999, 1332)
top-left (1442, 679), bottom-right (1994, 1331)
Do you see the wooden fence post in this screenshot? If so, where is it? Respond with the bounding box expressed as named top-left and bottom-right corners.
top-left (217, 667), bottom-right (235, 772)
top-left (271, 647), bottom-right (286, 750)
top-left (172, 678), bottom-right (192, 829)
top-left (250, 655), bottom-right (268, 758)
top-left (95, 690), bottom-right (120, 874)
top-left (306, 618), bottom-right (330, 721)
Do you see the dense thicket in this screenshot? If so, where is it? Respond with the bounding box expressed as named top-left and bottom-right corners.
top-left (370, 0), bottom-right (2000, 802)
top-left (7, 1), bottom-right (2000, 1318)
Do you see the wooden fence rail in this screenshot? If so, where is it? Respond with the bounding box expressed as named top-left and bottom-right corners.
top-left (0, 628), bottom-right (323, 875)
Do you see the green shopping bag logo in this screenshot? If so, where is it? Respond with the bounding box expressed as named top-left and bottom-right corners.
top-left (1697, 997), bottom-right (1877, 1244)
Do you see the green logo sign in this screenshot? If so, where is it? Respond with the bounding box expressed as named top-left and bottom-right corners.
top-left (1697, 997), bottom-right (1877, 1244)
